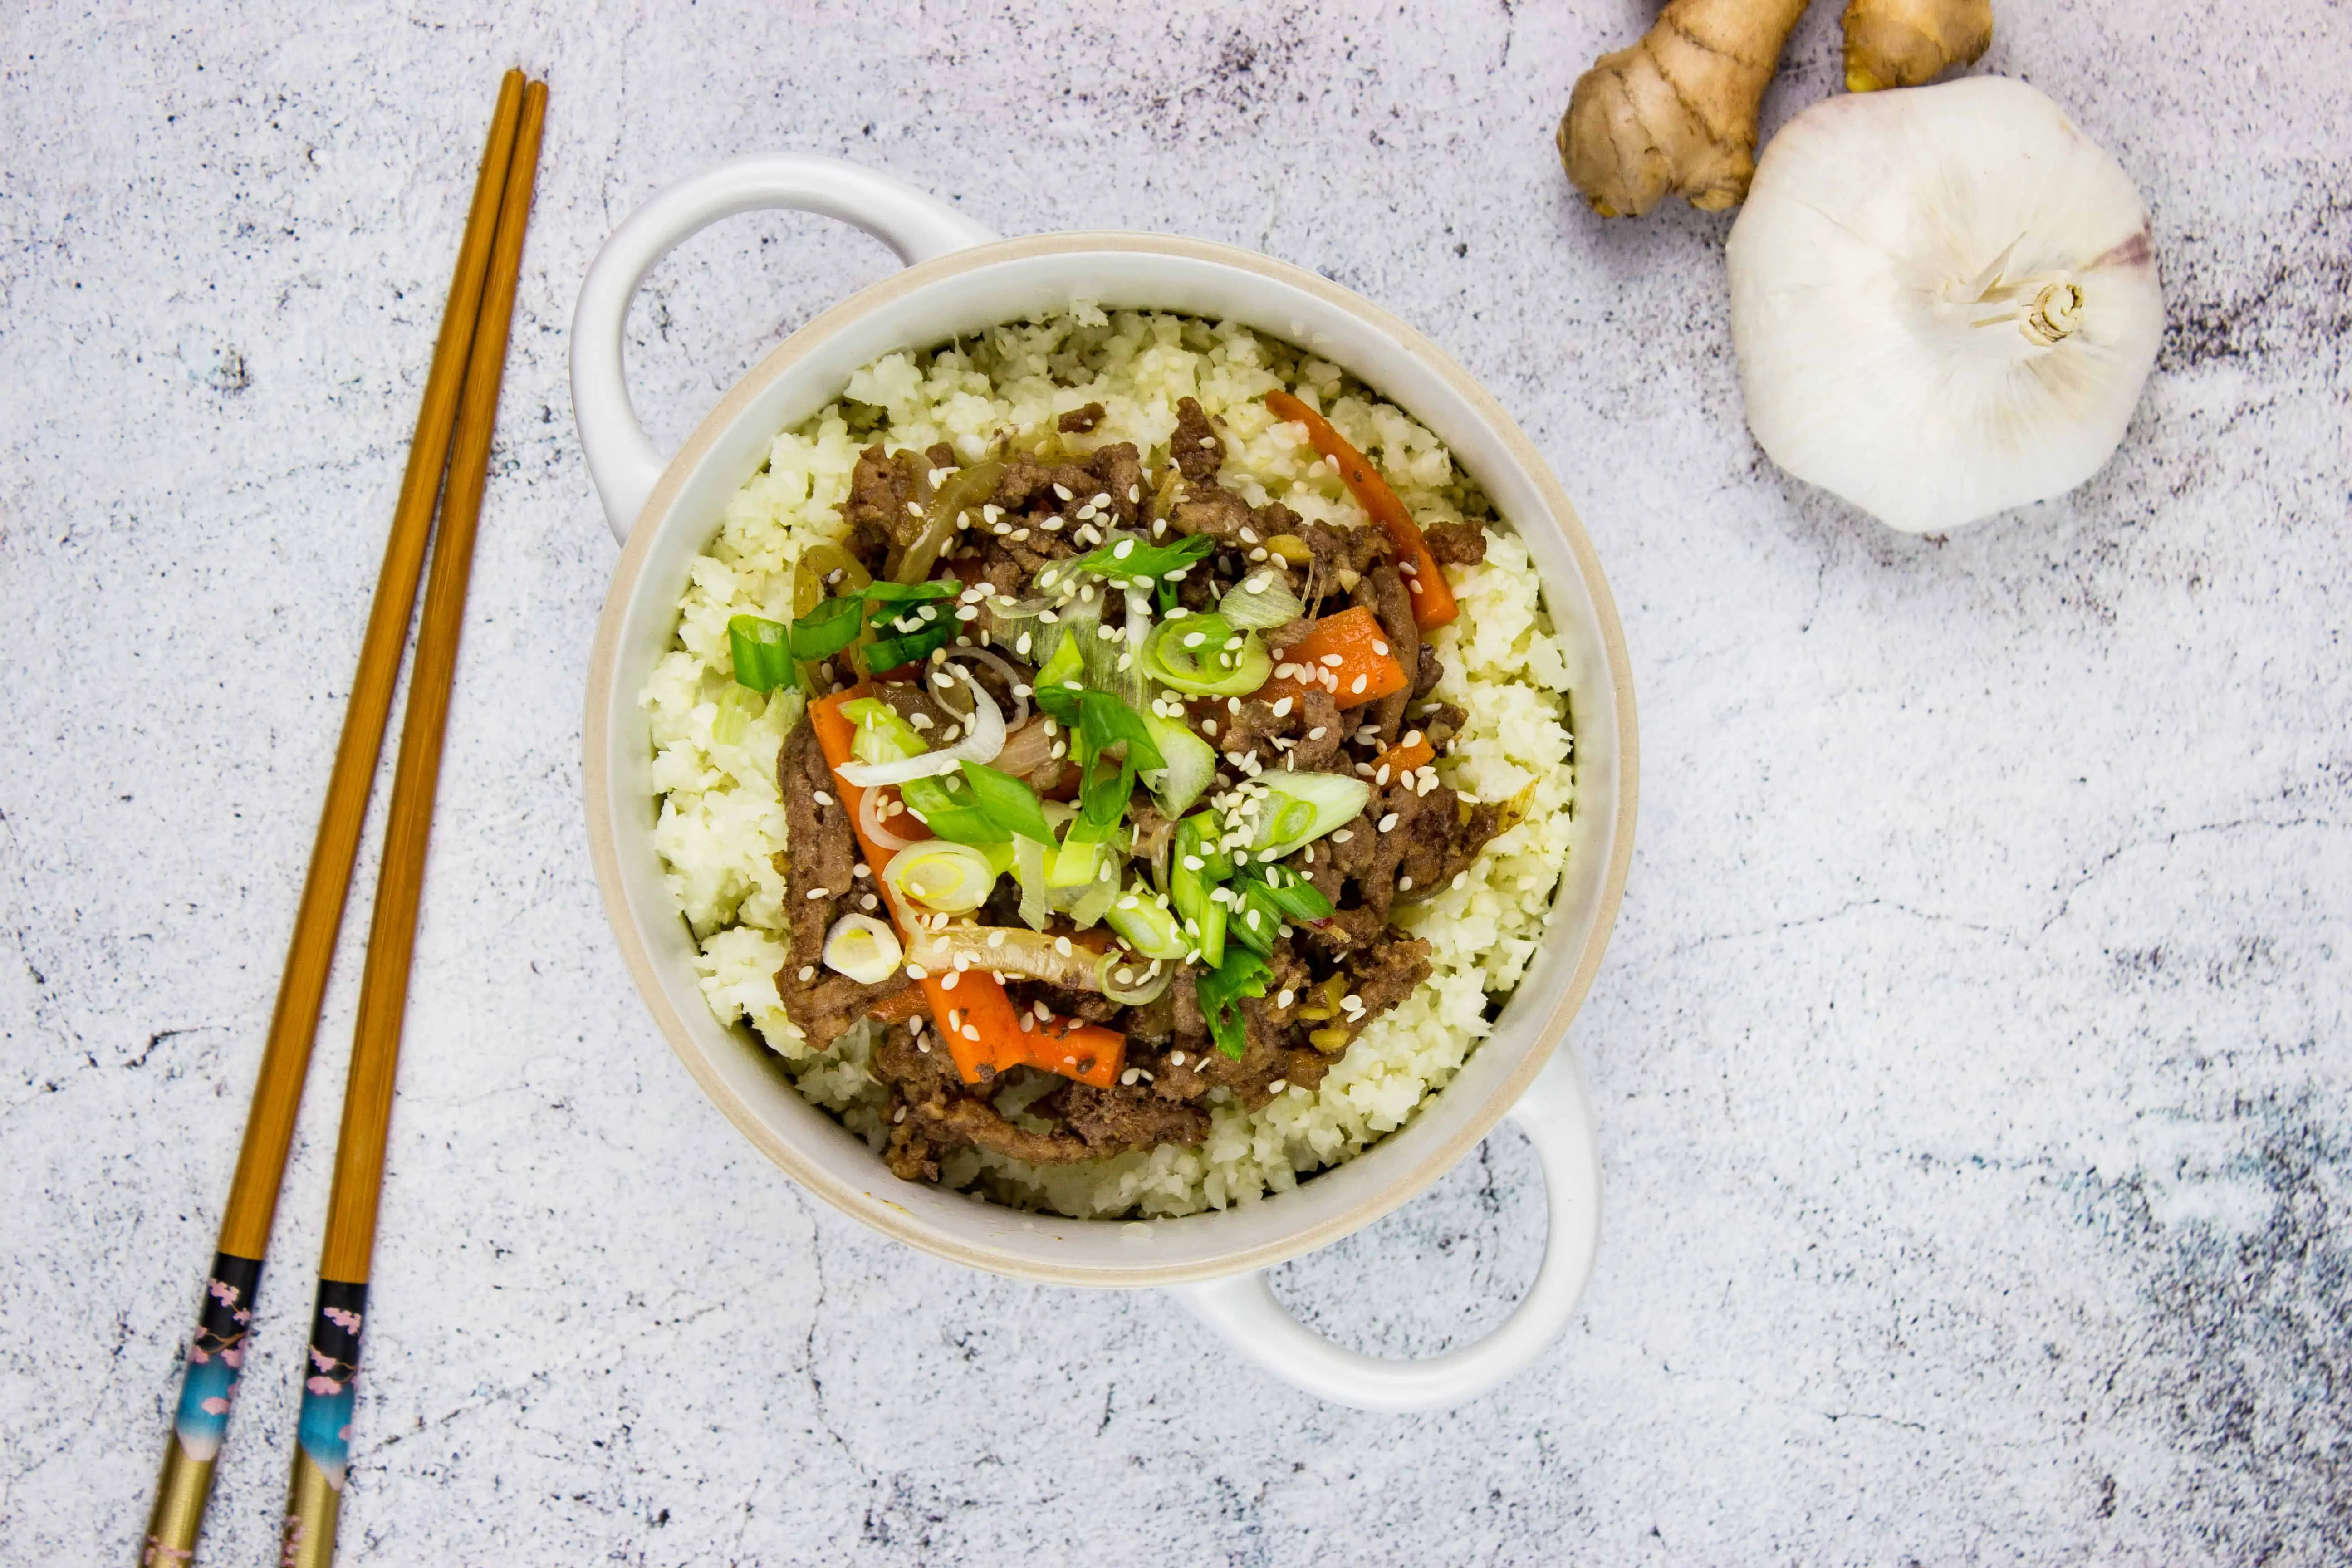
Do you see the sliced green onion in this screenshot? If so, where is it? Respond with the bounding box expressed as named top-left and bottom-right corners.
top-left (1196, 947), bottom-right (1271, 1060)
top-left (1139, 712), bottom-right (1215, 818)
top-left (1170, 812), bottom-right (1230, 967)
top-left (787, 594), bottom-right (863, 662)
top-left (1035, 634), bottom-right (1085, 693)
top-left (956, 761), bottom-right (1055, 844)
top-left (728, 614), bottom-right (797, 693)
top-left (1219, 573), bottom-right (1304, 630)
top-left (858, 579), bottom-right (960, 603)
top-left (1249, 771), bottom-right (1372, 860)
top-left (1104, 888), bottom-right (1191, 962)
top-left (1068, 531), bottom-right (1213, 582)
top-left (710, 683), bottom-right (767, 745)
top-left (838, 698), bottom-right (927, 766)
top-left (1139, 613), bottom-right (1270, 697)
top-left (880, 841), bottom-right (999, 915)
top-left (862, 618), bottom-right (954, 676)
top-left (1077, 691), bottom-right (1166, 772)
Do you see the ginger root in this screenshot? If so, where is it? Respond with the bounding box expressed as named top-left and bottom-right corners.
top-left (1842, 0), bottom-right (1993, 91)
top-left (1558, 0), bottom-right (1813, 217)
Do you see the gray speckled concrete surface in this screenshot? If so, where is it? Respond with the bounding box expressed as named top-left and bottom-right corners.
top-left (4, 2), bottom-right (2347, 1563)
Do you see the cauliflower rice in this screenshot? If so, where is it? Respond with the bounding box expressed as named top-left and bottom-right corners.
top-left (640, 308), bottom-right (1576, 1219)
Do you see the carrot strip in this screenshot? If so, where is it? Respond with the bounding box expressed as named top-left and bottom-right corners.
top-left (808, 687), bottom-right (1124, 1089)
top-left (1256, 605), bottom-right (1410, 710)
top-left (867, 988), bottom-right (930, 1026)
top-left (1372, 735), bottom-right (1436, 779)
top-left (1264, 388), bottom-right (1457, 630)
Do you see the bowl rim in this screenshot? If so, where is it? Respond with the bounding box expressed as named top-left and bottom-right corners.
top-left (583, 230), bottom-right (1638, 1285)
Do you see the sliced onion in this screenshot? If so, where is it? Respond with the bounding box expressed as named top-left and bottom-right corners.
top-left (945, 644), bottom-right (1030, 730)
top-left (905, 925), bottom-right (1105, 989)
top-left (880, 841), bottom-right (998, 915)
top-left (1098, 951), bottom-right (1172, 1006)
top-left (992, 716), bottom-right (1056, 779)
top-left (857, 784), bottom-right (920, 853)
top-left (1220, 572), bottom-right (1305, 629)
top-left (836, 666), bottom-right (1006, 786)
top-left (823, 913), bottom-right (902, 984)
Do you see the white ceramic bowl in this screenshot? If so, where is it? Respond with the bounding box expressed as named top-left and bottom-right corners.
top-left (572, 156), bottom-right (1637, 1411)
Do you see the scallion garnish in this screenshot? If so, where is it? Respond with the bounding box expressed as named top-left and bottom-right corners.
top-left (727, 614), bottom-right (797, 692)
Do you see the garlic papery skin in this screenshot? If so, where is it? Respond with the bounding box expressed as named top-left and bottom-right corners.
top-left (1726, 77), bottom-right (2163, 534)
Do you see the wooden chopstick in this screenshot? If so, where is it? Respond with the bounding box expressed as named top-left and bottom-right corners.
top-left (141, 68), bottom-right (527, 1568)
top-left (279, 76), bottom-right (548, 1568)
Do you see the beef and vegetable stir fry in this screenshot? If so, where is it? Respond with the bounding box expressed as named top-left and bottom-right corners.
top-left (729, 393), bottom-right (1509, 1184)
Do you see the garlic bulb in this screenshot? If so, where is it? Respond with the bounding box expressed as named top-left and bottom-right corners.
top-left (1726, 77), bottom-right (2162, 534)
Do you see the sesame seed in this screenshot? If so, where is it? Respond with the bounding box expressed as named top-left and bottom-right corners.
top-left (1378, 813), bottom-right (1399, 832)
top-left (905, 963), bottom-right (929, 979)
top-left (1399, 876), bottom-right (1414, 891)
top-left (1320, 653), bottom-right (1345, 668)
top-left (805, 887), bottom-right (829, 900)
top-left (1129, 485), bottom-right (1141, 503)
top-left (963, 1024), bottom-right (981, 1042)
top-left (1277, 988), bottom-right (1294, 1007)
top-left (941, 971), bottom-right (960, 990)
top-left (1198, 435), bottom-right (1218, 448)
top-left (1054, 483), bottom-right (1074, 500)
top-left (988, 929), bottom-right (1007, 948)
top-left (1121, 1068), bottom-right (1142, 1085)
top-left (852, 864), bottom-right (869, 878)
top-left (893, 1105), bottom-right (908, 1123)
top-left (1272, 696), bottom-right (1294, 718)
top-left (906, 501), bottom-right (923, 517)
top-left (1350, 675), bottom-right (1368, 695)
top-left (1404, 730), bottom-right (1424, 747)
top-left (956, 605), bottom-right (978, 621)
top-left (1054, 936), bottom-right (1073, 956)
top-left (1269, 1079), bottom-right (1289, 1095)
top-left (797, 965), bottom-right (816, 981)
top-left (1306, 726), bottom-right (1327, 740)
top-left (860, 895), bottom-right (878, 911)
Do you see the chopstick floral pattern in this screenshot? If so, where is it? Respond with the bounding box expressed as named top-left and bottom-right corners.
top-left (168, 1252), bottom-right (262, 1464)
top-left (293, 1281), bottom-right (368, 1491)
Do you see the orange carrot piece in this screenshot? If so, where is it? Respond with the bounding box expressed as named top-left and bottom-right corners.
top-left (808, 687), bottom-right (1125, 1090)
top-left (1264, 388), bottom-right (1457, 630)
top-left (1372, 735), bottom-right (1436, 779)
top-left (1256, 605), bottom-right (1410, 710)
top-left (868, 988), bottom-right (930, 1026)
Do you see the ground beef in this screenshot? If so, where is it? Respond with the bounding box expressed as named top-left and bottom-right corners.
top-left (1147, 941), bottom-right (1311, 1107)
top-left (1208, 689), bottom-right (1346, 771)
top-left (873, 1023), bottom-right (1098, 1180)
top-left (1171, 396), bottom-right (1223, 483)
top-left (774, 717), bottom-right (904, 1044)
top-left (1423, 517), bottom-right (1488, 565)
top-left (1059, 1082), bottom-right (1210, 1153)
top-left (976, 441), bottom-right (1145, 573)
top-left (1292, 774), bottom-right (1505, 960)
top-left (1343, 932), bottom-right (1433, 1026)
top-left (841, 445), bottom-right (930, 573)
top-left (1411, 644), bottom-right (1446, 700)
top-left (1168, 482), bottom-right (1254, 546)
top-left (1295, 519), bottom-right (1392, 604)
top-left (1354, 564), bottom-right (1419, 748)
top-left (1057, 402), bottom-right (1106, 434)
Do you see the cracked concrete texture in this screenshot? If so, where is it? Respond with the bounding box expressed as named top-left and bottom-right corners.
top-left (2, 1), bottom-right (2346, 1563)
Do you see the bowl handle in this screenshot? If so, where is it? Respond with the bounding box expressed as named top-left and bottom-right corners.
top-left (569, 154), bottom-right (997, 543)
top-left (1169, 1046), bottom-right (1601, 1412)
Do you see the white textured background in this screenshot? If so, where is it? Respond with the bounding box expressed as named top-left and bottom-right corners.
top-left (4, 2), bottom-right (2347, 1563)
